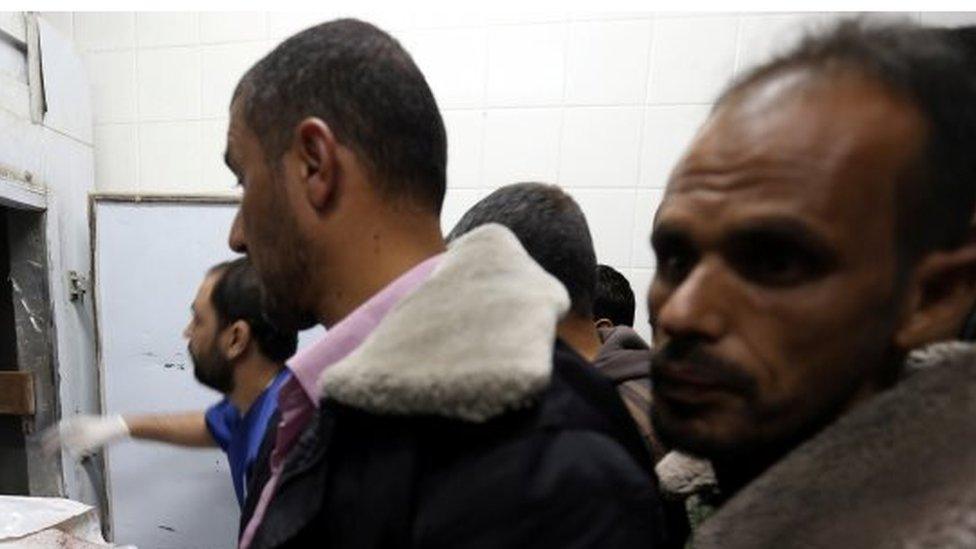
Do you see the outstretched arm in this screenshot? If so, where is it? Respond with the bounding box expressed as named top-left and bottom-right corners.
top-left (47, 412), bottom-right (215, 457)
top-left (126, 411), bottom-right (215, 447)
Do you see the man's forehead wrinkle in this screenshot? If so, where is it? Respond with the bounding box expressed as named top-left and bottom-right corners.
top-left (669, 150), bottom-right (835, 195)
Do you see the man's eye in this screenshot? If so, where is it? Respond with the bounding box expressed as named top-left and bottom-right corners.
top-left (731, 245), bottom-right (822, 286)
top-left (656, 248), bottom-right (697, 283)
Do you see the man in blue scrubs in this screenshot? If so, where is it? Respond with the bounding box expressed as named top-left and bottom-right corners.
top-left (50, 257), bottom-right (297, 507)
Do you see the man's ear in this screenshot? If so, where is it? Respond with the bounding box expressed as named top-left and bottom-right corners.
top-left (895, 241), bottom-right (976, 350)
top-left (223, 320), bottom-right (252, 361)
top-left (294, 117), bottom-right (339, 211)
top-left (595, 318), bottom-right (615, 330)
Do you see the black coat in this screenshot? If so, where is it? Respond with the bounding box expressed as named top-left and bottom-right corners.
top-left (241, 225), bottom-right (682, 548)
top-left (245, 342), bottom-right (676, 548)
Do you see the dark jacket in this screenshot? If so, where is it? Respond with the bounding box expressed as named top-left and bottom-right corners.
top-left (244, 225), bottom-right (675, 549)
top-left (594, 326), bottom-right (663, 461)
top-left (693, 341), bottom-right (976, 548)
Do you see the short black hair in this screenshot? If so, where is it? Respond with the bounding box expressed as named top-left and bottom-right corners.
top-left (234, 18), bottom-right (447, 214)
top-left (593, 264), bottom-right (636, 327)
top-left (718, 19), bottom-right (976, 265)
top-left (209, 258), bottom-right (298, 362)
top-left (447, 182), bottom-right (597, 318)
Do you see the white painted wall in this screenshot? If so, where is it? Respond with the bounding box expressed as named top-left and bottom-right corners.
top-left (0, 14), bottom-right (99, 504)
top-left (48, 10), bottom-right (976, 343)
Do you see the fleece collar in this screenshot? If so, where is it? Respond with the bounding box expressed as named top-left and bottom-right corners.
top-left (656, 451), bottom-right (718, 498)
top-left (316, 224), bottom-right (570, 422)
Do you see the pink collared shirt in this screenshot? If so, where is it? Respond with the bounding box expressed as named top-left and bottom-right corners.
top-left (239, 254), bottom-right (442, 549)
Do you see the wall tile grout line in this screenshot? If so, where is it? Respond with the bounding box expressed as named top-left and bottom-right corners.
top-left (629, 14), bottom-right (659, 271)
top-left (554, 20), bottom-right (570, 187)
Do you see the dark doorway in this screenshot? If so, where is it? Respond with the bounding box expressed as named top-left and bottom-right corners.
top-left (0, 204), bottom-right (61, 496)
top-left (0, 207), bottom-right (28, 494)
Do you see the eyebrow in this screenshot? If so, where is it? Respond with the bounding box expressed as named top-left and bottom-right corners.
top-left (726, 217), bottom-right (832, 251)
top-left (651, 216), bottom-right (834, 255)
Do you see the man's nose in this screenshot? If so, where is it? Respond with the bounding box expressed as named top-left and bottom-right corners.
top-left (655, 259), bottom-right (728, 342)
top-left (229, 209), bottom-right (247, 253)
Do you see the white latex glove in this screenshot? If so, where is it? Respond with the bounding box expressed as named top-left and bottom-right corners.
top-left (43, 415), bottom-right (130, 457)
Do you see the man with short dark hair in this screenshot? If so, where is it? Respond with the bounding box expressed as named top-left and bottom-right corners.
top-left (51, 258), bottom-right (297, 509)
top-left (647, 21), bottom-right (976, 546)
top-left (227, 20), bottom-right (663, 549)
top-left (594, 264), bottom-right (637, 329)
top-left (448, 183), bottom-right (605, 361)
top-left (449, 184), bottom-right (668, 463)
top-left (590, 264), bottom-right (662, 460)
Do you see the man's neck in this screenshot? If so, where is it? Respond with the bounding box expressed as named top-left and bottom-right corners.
top-left (228, 357), bottom-right (283, 414)
top-left (315, 214), bottom-right (446, 328)
top-left (557, 314), bottom-right (604, 362)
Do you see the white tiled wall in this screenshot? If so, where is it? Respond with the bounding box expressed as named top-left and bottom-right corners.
top-left (51, 10), bottom-right (975, 341)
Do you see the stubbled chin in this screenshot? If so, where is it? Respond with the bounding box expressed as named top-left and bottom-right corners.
top-left (652, 401), bottom-right (743, 459)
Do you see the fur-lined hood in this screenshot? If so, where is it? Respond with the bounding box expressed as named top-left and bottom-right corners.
top-left (316, 224), bottom-right (570, 423)
top-left (691, 341), bottom-right (976, 548)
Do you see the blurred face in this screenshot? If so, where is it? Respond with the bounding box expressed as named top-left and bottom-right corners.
top-left (183, 273), bottom-right (233, 394)
top-left (225, 99), bottom-right (317, 332)
top-left (648, 70), bottom-right (926, 463)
